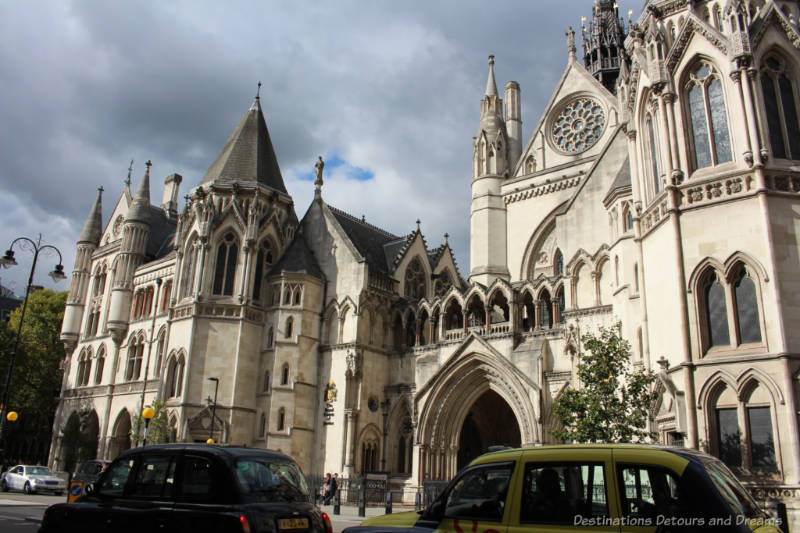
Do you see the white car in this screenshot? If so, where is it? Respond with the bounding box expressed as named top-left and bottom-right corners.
top-left (0, 465), bottom-right (66, 495)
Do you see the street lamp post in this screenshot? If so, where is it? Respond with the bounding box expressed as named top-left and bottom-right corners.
top-left (207, 377), bottom-right (219, 443)
top-left (136, 278), bottom-right (162, 446)
top-left (0, 235), bottom-right (66, 446)
top-left (141, 407), bottom-right (155, 446)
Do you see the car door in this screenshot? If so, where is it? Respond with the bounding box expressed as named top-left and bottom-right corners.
top-left (67, 452), bottom-right (178, 533)
top-left (171, 452), bottom-right (243, 532)
top-left (506, 448), bottom-right (618, 533)
top-left (6, 466), bottom-right (22, 490)
top-left (427, 461), bottom-right (515, 533)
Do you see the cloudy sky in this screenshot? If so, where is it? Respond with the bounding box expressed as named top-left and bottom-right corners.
top-left (0, 0), bottom-right (642, 296)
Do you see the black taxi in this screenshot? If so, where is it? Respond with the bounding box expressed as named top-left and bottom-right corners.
top-left (345, 444), bottom-right (783, 533)
top-left (39, 444), bottom-right (333, 533)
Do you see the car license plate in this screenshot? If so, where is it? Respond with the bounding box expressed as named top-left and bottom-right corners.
top-left (279, 518), bottom-right (308, 530)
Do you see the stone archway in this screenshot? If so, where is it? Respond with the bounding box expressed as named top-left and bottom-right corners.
top-left (416, 345), bottom-right (539, 482)
top-left (457, 390), bottom-right (521, 470)
top-left (59, 410), bottom-right (100, 473)
top-left (107, 410), bottom-right (132, 460)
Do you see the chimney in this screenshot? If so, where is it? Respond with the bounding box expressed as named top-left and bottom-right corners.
top-left (162, 173), bottom-right (183, 219)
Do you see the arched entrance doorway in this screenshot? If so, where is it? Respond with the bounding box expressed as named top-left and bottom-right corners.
top-left (59, 410), bottom-right (100, 473)
top-left (417, 348), bottom-right (539, 481)
top-left (457, 390), bottom-right (521, 470)
top-left (107, 410), bottom-right (132, 460)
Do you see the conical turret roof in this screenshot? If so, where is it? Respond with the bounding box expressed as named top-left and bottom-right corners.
top-left (78, 187), bottom-right (103, 245)
top-left (485, 55), bottom-right (498, 97)
top-left (127, 161), bottom-right (152, 224)
top-left (200, 96), bottom-right (288, 194)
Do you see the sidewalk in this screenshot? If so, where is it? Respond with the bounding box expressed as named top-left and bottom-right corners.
top-left (319, 503), bottom-right (417, 520)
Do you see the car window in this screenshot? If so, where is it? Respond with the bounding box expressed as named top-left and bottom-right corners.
top-left (444, 463), bottom-right (513, 522)
top-left (618, 465), bottom-right (695, 525)
top-left (235, 458), bottom-right (309, 501)
top-left (520, 462), bottom-right (608, 524)
top-left (10, 466), bottom-right (21, 474)
top-left (98, 458), bottom-right (136, 497)
top-left (698, 456), bottom-right (765, 520)
top-left (27, 467), bottom-right (51, 476)
top-left (177, 455), bottom-right (215, 502)
top-left (128, 455), bottom-right (176, 499)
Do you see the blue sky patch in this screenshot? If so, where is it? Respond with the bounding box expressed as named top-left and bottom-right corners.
top-left (298, 151), bottom-right (374, 182)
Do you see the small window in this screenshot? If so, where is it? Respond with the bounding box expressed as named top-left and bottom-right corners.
top-left (278, 408), bottom-right (286, 431)
top-left (520, 462), bottom-right (608, 525)
top-left (617, 465), bottom-right (698, 524)
top-left (129, 455), bottom-right (176, 499)
top-left (98, 458), bottom-right (136, 497)
top-left (178, 456), bottom-right (215, 502)
top-left (281, 364), bottom-right (289, 386)
top-left (444, 463), bottom-right (513, 522)
top-left (285, 318), bottom-right (293, 339)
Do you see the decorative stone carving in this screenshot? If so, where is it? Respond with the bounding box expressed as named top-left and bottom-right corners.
top-left (345, 350), bottom-right (362, 377)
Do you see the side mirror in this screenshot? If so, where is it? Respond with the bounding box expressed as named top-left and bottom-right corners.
top-left (84, 483), bottom-right (96, 496)
top-left (422, 499), bottom-right (444, 520)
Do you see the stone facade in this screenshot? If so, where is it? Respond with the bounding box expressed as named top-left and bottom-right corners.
top-left (52, 0), bottom-right (800, 522)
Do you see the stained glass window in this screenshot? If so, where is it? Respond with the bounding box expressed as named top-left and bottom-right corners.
top-left (687, 63), bottom-right (732, 169)
top-left (647, 114), bottom-right (662, 192)
top-left (761, 56), bottom-right (800, 160)
top-left (716, 407), bottom-right (741, 468)
top-left (404, 257), bottom-right (427, 299)
top-left (734, 269), bottom-right (761, 344)
top-left (213, 233), bottom-right (238, 296)
top-left (705, 272), bottom-right (729, 348)
top-left (252, 241), bottom-right (274, 301)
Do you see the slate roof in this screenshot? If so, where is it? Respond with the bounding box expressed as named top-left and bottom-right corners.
top-left (145, 206), bottom-right (177, 260)
top-left (603, 156), bottom-right (631, 203)
top-left (327, 205), bottom-right (400, 274)
top-left (268, 235), bottom-right (323, 279)
top-left (200, 98), bottom-right (288, 194)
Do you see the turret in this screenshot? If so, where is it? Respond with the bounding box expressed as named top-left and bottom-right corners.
top-left (470, 56), bottom-right (510, 286)
top-left (107, 161), bottom-right (152, 342)
top-left (162, 173), bottom-right (183, 219)
top-left (61, 187), bottom-right (103, 351)
top-left (581, 0), bottom-right (629, 93)
top-left (504, 81), bottom-right (522, 170)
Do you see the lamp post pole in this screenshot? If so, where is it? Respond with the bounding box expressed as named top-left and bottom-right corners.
top-left (0, 235), bottom-right (66, 447)
top-left (208, 377), bottom-right (219, 443)
top-left (137, 278), bottom-right (162, 446)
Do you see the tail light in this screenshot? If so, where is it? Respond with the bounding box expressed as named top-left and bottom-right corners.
top-left (239, 514), bottom-right (251, 533)
top-left (321, 512), bottom-right (333, 533)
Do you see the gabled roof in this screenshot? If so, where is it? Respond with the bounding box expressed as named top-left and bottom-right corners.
top-left (327, 205), bottom-right (400, 275)
top-left (268, 233), bottom-right (323, 279)
top-left (145, 206), bottom-right (177, 260)
top-left (603, 156), bottom-right (631, 204)
top-left (200, 97), bottom-right (288, 194)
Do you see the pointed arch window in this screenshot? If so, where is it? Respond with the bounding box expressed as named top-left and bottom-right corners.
top-left (213, 232), bottom-right (239, 296)
top-left (166, 354), bottom-right (185, 398)
top-left (125, 335), bottom-right (145, 381)
top-left (77, 349), bottom-right (92, 387)
top-left (181, 239), bottom-right (198, 299)
top-left (704, 271), bottom-right (730, 348)
top-left (686, 62), bottom-right (733, 169)
top-left (154, 329), bottom-right (166, 378)
top-left (733, 266), bottom-right (762, 344)
top-left (160, 280), bottom-right (172, 311)
top-left (285, 317), bottom-right (293, 339)
top-left (281, 363), bottom-right (289, 386)
top-left (277, 408), bottom-right (286, 431)
top-left (252, 240), bottom-right (274, 301)
top-left (646, 112), bottom-right (662, 194)
top-left (94, 346), bottom-right (106, 385)
top-left (434, 269), bottom-right (453, 297)
top-left (263, 370), bottom-right (271, 393)
top-left (760, 55), bottom-right (800, 160)
top-left (259, 413), bottom-right (267, 437)
top-left (404, 257), bottom-right (427, 299)
top-left (554, 249), bottom-right (564, 276)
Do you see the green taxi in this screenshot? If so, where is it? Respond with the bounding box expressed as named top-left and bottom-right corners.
top-left (345, 444), bottom-right (783, 533)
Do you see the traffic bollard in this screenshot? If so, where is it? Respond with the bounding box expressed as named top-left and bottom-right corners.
top-left (415, 490), bottom-right (421, 511)
top-left (358, 482), bottom-right (366, 517)
top-left (333, 487), bottom-right (341, 515)
top-left (385, 490), bottom-right (392, 514)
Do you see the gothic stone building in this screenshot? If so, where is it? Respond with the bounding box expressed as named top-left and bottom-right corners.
top-left (53, 0), bottom-right (800, 518)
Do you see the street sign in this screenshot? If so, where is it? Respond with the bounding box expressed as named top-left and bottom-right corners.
top-left (68, 481), bottom-right (83, 502)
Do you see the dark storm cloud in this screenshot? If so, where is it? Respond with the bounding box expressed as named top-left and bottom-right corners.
top-left (0, 0), bottom-right (641, 293)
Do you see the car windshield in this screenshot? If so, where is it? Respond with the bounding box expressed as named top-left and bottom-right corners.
top-left (26, 467), bottom-right (51, 476)
top-left (234, 458), bottom-right (309, 501)
top-left (698, 456), bottom-right (764, 519)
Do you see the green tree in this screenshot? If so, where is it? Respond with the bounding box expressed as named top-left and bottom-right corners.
top-left (0, 289), bottom-right (67, 463)
top-left (552, 323), bottom-right (658, 443)
top-left (131, 398), bottom-right (170, 445)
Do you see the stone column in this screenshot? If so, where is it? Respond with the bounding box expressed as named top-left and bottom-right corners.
top-left (742, 68), bottom-right (764, 160)
top-left (343, 409), bottom-right (359, 478)
top-left (731, 70), bottom-right (754, 165)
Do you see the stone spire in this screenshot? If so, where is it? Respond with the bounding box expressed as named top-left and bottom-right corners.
top-left (485, 55), bottom-right (498, 97)
top-left (200, 91), bottom-right (289, 194)
top-left (78, 187), bottom-right (104, 245)
top-left (582, 0), bottom-right (629, 93)
top-left (127, 160), bottom-right (152, 224)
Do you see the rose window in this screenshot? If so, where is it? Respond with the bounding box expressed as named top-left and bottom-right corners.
top-left (551, 97), bottom-right (606, 153)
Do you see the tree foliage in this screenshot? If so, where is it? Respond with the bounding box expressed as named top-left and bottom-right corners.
top-left (552, 323), bottom-right (658, 443)
top-left (131, 398), bottom-right (170, 446)
top-left (0, 289), bottom-right (67, 462)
